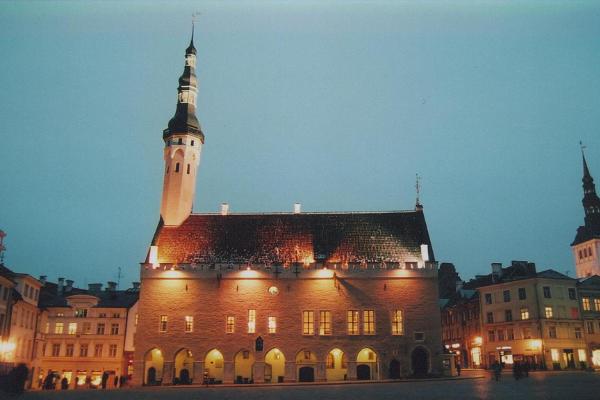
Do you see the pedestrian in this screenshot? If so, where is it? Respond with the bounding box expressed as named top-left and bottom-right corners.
top-left (61, 376), bottom-right (69, 390)
top-left (492, 361), bottom-right (501, 381)
top-left (456, 362), bottom-right (461, 376)
top-left (523, 361), bottom-right (530, 377)
top-left (101, 372), bottom-right (109, 389)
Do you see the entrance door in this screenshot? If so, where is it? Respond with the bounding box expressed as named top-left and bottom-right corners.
top-left (356, 364), bottom-right (371, 380)
top-left (563, 350), bottom-right (575, 369)
top-left (146, 367), bottom-right (156, 385)
top-left (389, 359), bottom-right (400, 379)
top-left (179, 369), bottom-right (191, 384)
top-left (298, 367), bottom-right (315, 382)
top-left (411, 347), bottom-right (429, 377)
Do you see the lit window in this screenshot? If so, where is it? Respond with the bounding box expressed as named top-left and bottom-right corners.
top-left (248, 310), bottom-right (256, 333)
top-left (68, 322), bottom-right (77, 335)
top-left (66, 344), bottom-right (74, 357)
top-left (391, 310), bottom-right (403, 335)
top-left (96, 323), bottom-right (105, 335)
top-left (135, 314), bottom-right (138, 326)
top-left (319, 311), bottom-right (332, 335)
top-left (159, 315), bottom-right (168, 332)
top-left (551, 349), bottom-right (560, 362)
top-left (75, 308), bottom-right (88, 318)
top-left (520, 308), bottom-right (529, 320)
top-left (347, 310), bottom-right (359, 335)
top-left (109, 344), bottom-right (118, 357)
top-left (545, 307), bottom-right (553, 319)
top-left (80, 343), bottom-right (88, 357)
top-left (55, 322), bottom-right (64, 334)
top-left (363, 310), bottom-right (375, 335)
top-left (303, 311), bottom-right (314, 335)
top-left (583, 297), bottom-right (591, 311)
top-left (226, 316), bottom-right (235, 333)
top-left (594, 299), bottom-right (600, 311)
top-left (185, 316), bottom-right (194, 333)
top-left (110, 323), bottom-right (119, 335)
top-left (94, 344), bottom-right (103, 357)
top-left (268, 316), bottom-right (277, 333)
top-left (326, 353), bottom-right (334, 368)
top-left (578, 349), bottom-right (587, 362)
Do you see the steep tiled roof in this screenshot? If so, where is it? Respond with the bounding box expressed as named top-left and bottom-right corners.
top-left (536, 269), bottom-right (574, 280)
top-left (152, 210), bottom-right (434, 265)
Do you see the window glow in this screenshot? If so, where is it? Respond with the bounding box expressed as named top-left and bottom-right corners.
top-left (185, 316), bottom-right (193, 332)
top-left (68, 323), bottom-right (77, 335)
top-left (319, 311), bottom-right (331, 335)
top-left (303, 311), bottom-right (314, 335)
top-left (248, 310), bottom-right (256, 333)
top-left (347, 310), bottom-right (359, 335)
top-left (363, 310), bottom-right (375, 335)
top-left (268, 316), bottom-right (277, 333)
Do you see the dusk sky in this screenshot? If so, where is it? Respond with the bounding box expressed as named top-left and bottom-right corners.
top-left (1, 1), bottom-right (599, 289)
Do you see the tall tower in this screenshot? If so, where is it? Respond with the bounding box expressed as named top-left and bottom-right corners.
top-left (160, 29), bottom-right (205, 226)
top-left (572, 148), bottom-right (600, 277)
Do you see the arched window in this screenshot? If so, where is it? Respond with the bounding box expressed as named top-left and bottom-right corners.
top-left (175, 163), bottom-right (180, 173)
top-left (191, 140), bottom-right (195, 146)
top-left (187, 164), bottom-right (190, 174)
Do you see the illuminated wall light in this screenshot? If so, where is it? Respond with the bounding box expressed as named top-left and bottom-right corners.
top-left (473, 336), bottom-right (483, 346)
top-left (148, 246), bottom-right (159, 269)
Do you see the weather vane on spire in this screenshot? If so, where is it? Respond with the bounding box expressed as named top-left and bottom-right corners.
top-left (580, 140), bottom-right (587, 152)
top-left (415, 173), bottom-right (422, 208)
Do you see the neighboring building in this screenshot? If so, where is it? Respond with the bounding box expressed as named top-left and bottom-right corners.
top-left (0, 264), bottom-right (42, 380)
top-left (440, 286), bottom-right (482, 369)
top-left (577, 275), bottom-right (600, 368)
top-left (572, 150), bottom-right (600, 278)
top-left (132, 33), bottom-right (443, 386)
top-left (0, 266), bottom-right (16, 374)
top-left (477, 262), bottom-right (586, 369)
top-left (32, 279), bottom-right (138, 389)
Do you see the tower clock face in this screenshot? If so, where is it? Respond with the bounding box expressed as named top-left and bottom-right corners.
top-left (268, 286), bottom-right (279, 296)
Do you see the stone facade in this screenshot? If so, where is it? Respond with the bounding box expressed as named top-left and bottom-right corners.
top-left (133, 266), bottom-right (442, 385)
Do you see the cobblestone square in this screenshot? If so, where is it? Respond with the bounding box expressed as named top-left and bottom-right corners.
top-left (19, 371), bottom-right (600, 400)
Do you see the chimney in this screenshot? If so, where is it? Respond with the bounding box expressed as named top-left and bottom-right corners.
top-left (220, 203), bottom-right (229, 216)
top-left (39, 275), bottom-right (47, 285)
top-left (293, 203), bottom-right (301, 214)
top-left (57, 277), bottom-right (65, 295)
top-left (491, 263), bottom-right (503, 278)
top-left (88, 283), bottom-right (103, 293)
top-left (455, 280), bottom-right (464, 293)
top-left (132, 282), bottom-right (141, 290)
top-left (65, 279), bottom-right (74, 293)
top-left (106, 281), bottom-right (117, 291)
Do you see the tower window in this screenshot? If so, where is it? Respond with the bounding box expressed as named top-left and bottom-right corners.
top-left (178, 138), bottom-right (183, 145)
top-left (191, 140), bottom-right (195, 146)
top-left (187, 164), bottom-right (190, 174)
top-left (175, 163), bottom-right (180, 173)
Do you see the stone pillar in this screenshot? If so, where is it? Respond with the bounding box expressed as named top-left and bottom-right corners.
top-left (162, 361), bottom-right (174, 385)
top-left (346, 361), bottom-right (357, 380)
top-left (253, 361), bottom-right (265, 383)
top-left (132, 360), bottom-right (144, 386)
top-left (193, 361), bottom-right (204, 384)
top-left (316, 362), bottom-right (326, 381)
top-left (224, 361), bottom-right (234, 384)
top-left (285, 361), bottom-right (295, 383)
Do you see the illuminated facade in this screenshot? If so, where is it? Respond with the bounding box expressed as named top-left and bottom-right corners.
top-left (477, 263), bottom-right (587, 369)
top-left (132, 33), bottom-right (443, 386)
top-left (32, 280), bottom-right (138, 389)
top-left (577, 276), bottom-right (600, 368)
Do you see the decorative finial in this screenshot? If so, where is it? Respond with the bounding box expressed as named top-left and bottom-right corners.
top-left (580, 140), bottom-right (587, 153)
top-left (415, 173), bottom-right (422, 208)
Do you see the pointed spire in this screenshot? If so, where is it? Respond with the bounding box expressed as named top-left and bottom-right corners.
top-left (582, 141), bottom-right (592, 181)
top-left (186, 21), bottom-right (197, 55)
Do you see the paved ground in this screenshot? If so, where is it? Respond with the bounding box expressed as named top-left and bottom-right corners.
top-left (16, 371), bottom-right (600, 400)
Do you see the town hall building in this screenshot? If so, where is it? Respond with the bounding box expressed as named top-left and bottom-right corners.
top-left (132, 32), bottom-right (443, 386)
